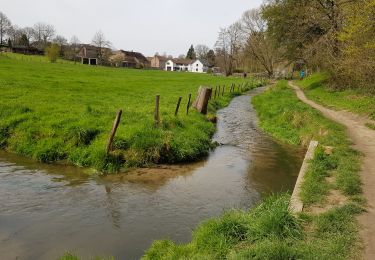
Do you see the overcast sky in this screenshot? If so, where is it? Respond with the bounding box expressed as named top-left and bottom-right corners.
top-left (2, 0), bottom-right (263, 56)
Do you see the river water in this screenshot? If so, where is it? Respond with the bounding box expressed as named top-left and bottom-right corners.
top-left (0, 87), bottom-right (304, 259)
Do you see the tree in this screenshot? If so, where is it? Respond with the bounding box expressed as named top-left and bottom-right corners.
top-left (215, 22), bottom-right (244, 76)
top-left (68, 35), bottom-right (80, 62)
top-left (92, 31), bottom-right (111, 64)
top-left (334, 0), bottom-right (375, 89)
top-left (70, 35), bottom-right (80, 50)
top-left (0, 12), bottom-right (11, 45)
top-left (215, 28), bottom-right (230, 75)
top-left (19, 34), bottom-right (29, 46)
top-left (186, 44), bottom-right (196, 60)
top-left (206, 49), bottom-right (216, 66)
top-left (45, 43), bottom-right (60, 63)
top-left (53, 35), bottom-right (67, 46)
top-left (33, 23), bottom-right (55, 48)
top-left (7, 25), bottom-right (22, 46)
top-left (262, 0), bottom-right (354, 70)
top-left (241, 9), bottom-right (278, 77)
top-left (195, 44), bottom-right (210, 60)
top-left (22, 27), bottom-right (34, 45)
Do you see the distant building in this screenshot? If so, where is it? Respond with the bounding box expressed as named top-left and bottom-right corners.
top-left (77, 45), bottom-right (99, 65)
top-left (150, 55), bottom-right (168, 70)
top-left (109, 50), bottom-right (149, 68)
top-left (165, 58), bottom-right (207, 73)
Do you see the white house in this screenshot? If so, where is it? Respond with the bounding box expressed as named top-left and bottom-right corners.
top-left (191, 60), bottom-right (205, 73)
top-left (165, 59), bottom-right (207, 73)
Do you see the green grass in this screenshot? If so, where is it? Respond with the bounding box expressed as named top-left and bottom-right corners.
top-left (60, 252), bottom-right (113, 260)
top-left (0, 53), bottom-right (261, 173)
top-left (143, 195), bottom-right (362, 259)
top-left (143, 81), bottom-right (363, 259)
top-left (252, 81), bottom-right (362, 204)
top-left (298, 73), bottom-right (375, 119)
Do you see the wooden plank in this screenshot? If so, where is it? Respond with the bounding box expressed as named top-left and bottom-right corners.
top-left (289, 140), bottom-right (319, 213)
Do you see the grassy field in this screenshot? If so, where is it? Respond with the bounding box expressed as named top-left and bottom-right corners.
top-left (0, 53), bottom-right (259, 172)
top-left (142, 81), bottom-right (363, 259)
top-left (298, 73), bottom-right (375, 119)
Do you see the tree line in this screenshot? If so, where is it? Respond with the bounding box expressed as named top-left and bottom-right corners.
top-left (214, 0), bottom-right (375, 89)
top-left (0, 11), bottom-right (113, 63)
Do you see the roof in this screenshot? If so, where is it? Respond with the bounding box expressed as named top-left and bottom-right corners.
top-left (77, 45), bottom-right (98, 58)
top-left (155, 55), bottom-right (168, 62)
top-left (118, 50), bottom-right (148, 63)
top-left (172, 58), bottom-right (193, 65)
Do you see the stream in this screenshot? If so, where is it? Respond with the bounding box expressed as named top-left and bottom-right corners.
top-left (0, 87), bottom-right (304, 259)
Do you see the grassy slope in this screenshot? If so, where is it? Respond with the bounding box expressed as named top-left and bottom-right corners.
top-left (142, 81), bottom-right (363, 259)
top-left (297, 73), bottom-right (375, 119)
top-left (0, 53), bottom-right (258, 172)
top-left (253, 81), bottom-right (362, 204)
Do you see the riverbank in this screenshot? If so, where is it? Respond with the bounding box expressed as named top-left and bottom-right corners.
top-left (143, 80), bottom-right (364, 259)
top-left (291, 80), bottom-right (375, 259)
top-left (0, 53), bottom-right (261, 173)
top-left (1, 87), bottom-right (303, 259)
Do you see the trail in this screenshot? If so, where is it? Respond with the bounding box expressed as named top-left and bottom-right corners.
top-left (289, 81), bottom-right (375, 259)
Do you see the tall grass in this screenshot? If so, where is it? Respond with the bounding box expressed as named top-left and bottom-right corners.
top-left (143, 195), bottom-right (362, 259)
top-left (0, 53), bottom-right (261, 173)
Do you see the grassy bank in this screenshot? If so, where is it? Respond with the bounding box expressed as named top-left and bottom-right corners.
top-left (142, 80), bottom-right (363, 259)
top-left (0, 53), bottom-right (259, 173)
top-left (297, 73), bottom-right (375, 120)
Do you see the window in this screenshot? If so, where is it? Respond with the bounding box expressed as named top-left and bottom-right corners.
top-left (196, 68), bottom-right (198, 72)
top-left (196, 64), bottom-right (199, 67)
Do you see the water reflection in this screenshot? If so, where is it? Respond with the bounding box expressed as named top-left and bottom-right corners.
top-left (0, 87), bottom-right (304, 259)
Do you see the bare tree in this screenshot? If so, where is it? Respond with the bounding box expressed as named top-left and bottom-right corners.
top-left (32, 22), bottom-right (55, 48)
top-left (53, 35), bottom-right (67, 46)
top-left (241, 9), bottom-right (277, 77)
top-left (92, 31), bottom-right (111, 64)
top-left (215, 27), bottom-right (230, 75)
top-left (69, 35), bottom-right (80, 62)
top-left (70, 35), bottom-right (80, 48)
top-left (195, 44), bottom-right (210, 60)
top-left (215, 22), bottom-right (244, 76)
top-left (42, 24), bottom-right (55, 44)
top-left (0, 12), bottom-right (11, 45)
top-left (22, 27), bottom-right (35, 44)
top-left (7, 25), bottom-right (22, 46)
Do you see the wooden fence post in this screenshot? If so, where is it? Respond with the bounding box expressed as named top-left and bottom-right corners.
top-left (154, 95), bottom-right (160, 126)
top-left (186, 93), bottom-right (192, 115)
top-left (106, 109), bottom-right (123, 155)
top-left (214, 86), bottom-right (217, 99)
top-left (192, 87), bottom-right (212, 114)
top-left (175, 97), bottom-right (182, 116)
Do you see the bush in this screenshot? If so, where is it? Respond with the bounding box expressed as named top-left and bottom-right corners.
top-left (45, 43), bottom-right (60, 63)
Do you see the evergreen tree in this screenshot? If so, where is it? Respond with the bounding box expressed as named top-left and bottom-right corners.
top-left (206, 49), bottom-right (216, 66)
top-left (186, 44), bottom-right (196, 60)
top-left (19, 34), bottom-right (29, 46)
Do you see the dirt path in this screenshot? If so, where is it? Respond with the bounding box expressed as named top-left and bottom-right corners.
top-left (289, 81), bottom-right (375, 260)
